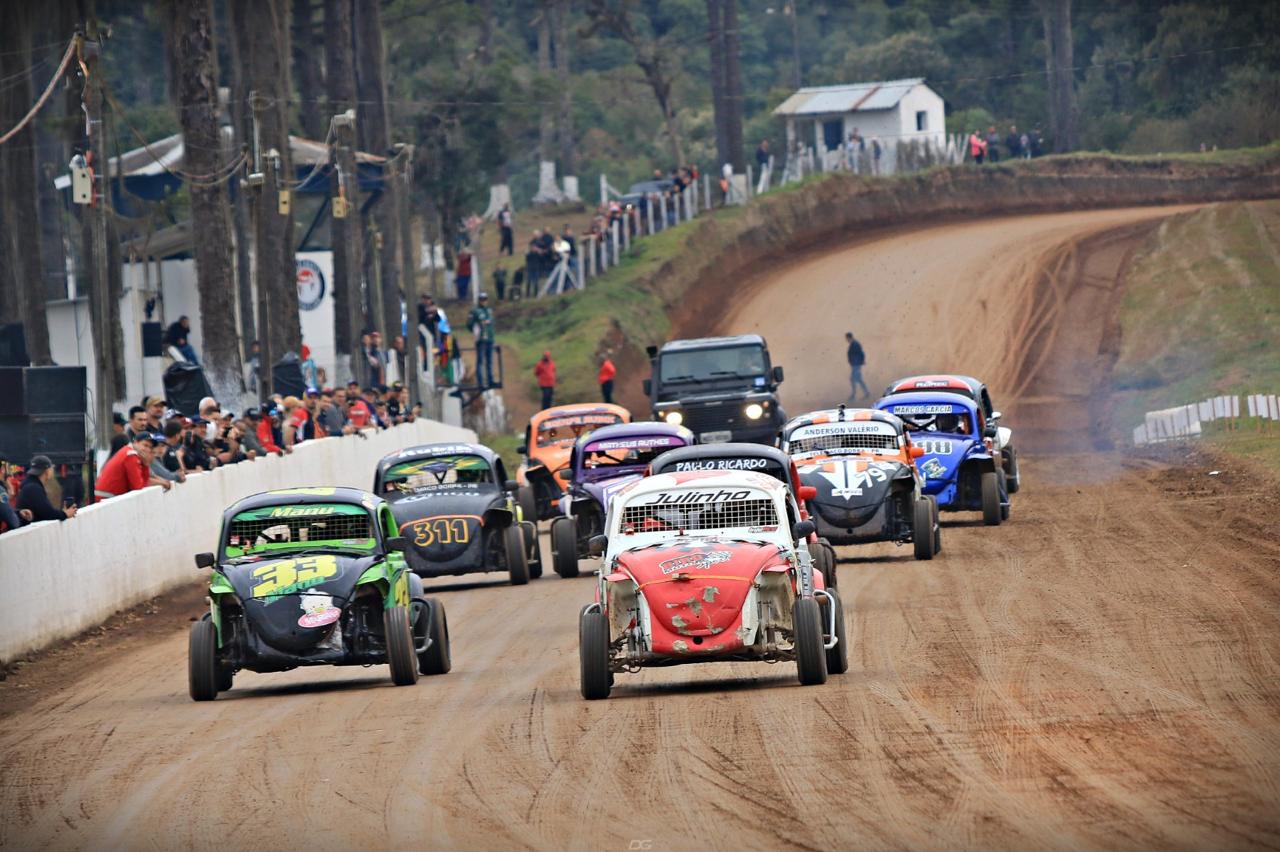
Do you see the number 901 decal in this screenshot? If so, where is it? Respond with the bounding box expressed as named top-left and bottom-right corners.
top-left (404, 516), bottom-right (477, 548)
top-left (251, 554), bottom-right (340, 598)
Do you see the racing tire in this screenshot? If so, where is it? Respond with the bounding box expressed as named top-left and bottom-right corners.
top-left (930, 496), bottom-right (942, 554)
top-left (1004, 447), bottom-right (1021, 494)
top-left (793, 597), bottom-right (829, 686)
top-left (517, 484), bottom-right (538, 525)
top-left (521, 521), bottom-right (543, 579)
top-left (912, 497), bottom-right (935, 560)
top-left (384, 605), bottom-right (420, 686)
top-left (981, 471), bottom-right (1002, 526)
top-left (504, 524), bottom-right (530, 586)
top-left (551, 516), bottom-right (580, 579)
top-left (579, 609), bottom-right (612, 700)
top-left (419, 598), bottom-right (452, 675)
top-left (188, 618), bottom-right (219, 702)
top-left (824, 542), bottom-right (839, 589)
top-left (216, 666), bottom-right (234, 693)
top-left (814, 539), bottom-right (837, 589)
top-left (822, 590), bottom-right (850, 675)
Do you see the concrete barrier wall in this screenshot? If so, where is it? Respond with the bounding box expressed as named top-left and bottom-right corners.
top-left (0, 418), bottom-right (475, 663)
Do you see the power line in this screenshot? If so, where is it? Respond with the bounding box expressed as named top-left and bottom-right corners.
top-left (0, 38), bottom-right (76, 146)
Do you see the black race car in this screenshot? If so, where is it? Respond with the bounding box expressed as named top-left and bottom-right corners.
top-left (373, 443), bottom-right (540, 584)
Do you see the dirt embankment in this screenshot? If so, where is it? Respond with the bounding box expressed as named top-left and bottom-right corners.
top-left (609, 151), bottom-right (1280, 414)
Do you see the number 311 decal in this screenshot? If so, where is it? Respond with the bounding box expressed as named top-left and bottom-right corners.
top-left (405, 516), bottom-right (476, 547)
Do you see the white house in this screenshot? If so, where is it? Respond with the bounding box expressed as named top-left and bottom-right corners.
top-left (773, 78), bottom-right (946, 172)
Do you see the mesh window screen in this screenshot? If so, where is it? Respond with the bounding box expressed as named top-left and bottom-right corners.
top-left (228, 512), bottom-right (373, 550)
top-left (790, 432), bottom-right (898, 454)
top-left (621, 498), bottom-right (778, 533)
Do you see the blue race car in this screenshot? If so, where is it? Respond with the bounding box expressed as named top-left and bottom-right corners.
top-left (874, 391), bottom-right (1009, 526)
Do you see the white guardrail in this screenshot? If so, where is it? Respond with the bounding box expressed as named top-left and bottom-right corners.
top-left (0, 418), bottom-right (475, 663)
top-left (1133, 393), bottom-right (1279, 445)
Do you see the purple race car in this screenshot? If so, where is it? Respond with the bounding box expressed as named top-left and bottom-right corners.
top-left (549, 422), bottom-right (694, 578)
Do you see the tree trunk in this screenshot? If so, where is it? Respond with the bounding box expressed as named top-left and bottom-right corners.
top-left (555, 1), bottom-right (576, 177)
top-left (706, 0), bottom-right (730, 171)
top-left (291, 0), bottom-right (325, 139)
top-left (722, 0), bottom-right (746, 172)
top-left (164, 0), bottom-right (244, 405)
top-left (1040, 0), bottom-right (1077, 153)
top-left (242, 0), bottom-right (301, 393)
top-left (637, 57), bottom-right (685, 165)
top-left (0, 5), bottom-right (53, 365)
top-left (325, 0), bottom-right (363, 382)
top-left (537, 6), bottom-right (554, 165)
top-left (353, 0), bottom-right (401, 343)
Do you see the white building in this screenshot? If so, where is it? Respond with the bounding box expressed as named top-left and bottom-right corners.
top-left (773, 78), bottom-right (946, 172)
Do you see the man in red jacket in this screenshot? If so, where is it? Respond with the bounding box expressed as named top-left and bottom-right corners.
top-left (534, 350), bottom-right (556, 410)
top-left (95, 432), bottom-right (170, 501)
top-left (598, 352), bottom-right (617, 404)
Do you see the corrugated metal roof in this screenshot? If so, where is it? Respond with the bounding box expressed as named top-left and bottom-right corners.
top-left (773, 79), bottom-right (927, 117)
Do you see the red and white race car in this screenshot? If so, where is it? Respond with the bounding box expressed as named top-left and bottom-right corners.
top-left (577, 469), bottom-right (847, 699)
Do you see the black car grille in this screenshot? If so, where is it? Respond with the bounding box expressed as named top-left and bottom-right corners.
top-left (681, 403), bottom-right (746, 434)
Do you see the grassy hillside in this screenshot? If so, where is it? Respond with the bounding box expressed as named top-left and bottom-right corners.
top-left (1111, 200), bottom-right (1280, 470)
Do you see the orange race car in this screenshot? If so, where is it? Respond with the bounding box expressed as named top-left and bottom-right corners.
top-left (516, 403), bottom-right (631, 522)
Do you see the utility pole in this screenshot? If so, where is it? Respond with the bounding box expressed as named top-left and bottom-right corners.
top-left (80, 31), bottom-right (116, 448)
top-left (331, 109), bottom-right (364, 384)
top-left (396, 144), bottom-right (421, 409)
top-left (249, 90), bottom-right (274, 398)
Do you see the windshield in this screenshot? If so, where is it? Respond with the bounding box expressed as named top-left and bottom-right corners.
top-left (537, 412), bottom-right (625, 448)
top-left (582, 436), bottom-right (685, 471)
top-left (658, 345), bottom-right (767, 386)
top-left (887, 403), bottom-right (974, 435)
top-left (619, 488), bottom-right (779, 534)
top-left (224, 503), bottom-right (375, 558)
top-left (381, 454), bottom-right (493, 492)
top-left (788, 422), bottom-right (902, 456)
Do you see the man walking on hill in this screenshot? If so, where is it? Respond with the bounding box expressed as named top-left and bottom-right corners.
top-left (598, 352), bottom-right (617, 404)
top-left (535, 351), bottom-right (556, 410)
top-left (845, 332), bottom-right (869, 400)
top-left (468, 293), bottom-right (496, 388)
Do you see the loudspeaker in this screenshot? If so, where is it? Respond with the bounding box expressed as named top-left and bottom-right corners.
top-left (0, 414), bottom-right (87, 463)
top-left (272, 352), bottom-right (307, 398)
top-left (163, 362), bottom-right (213, 416)
top-left (0, 324), bottom-right (28, 367)
top-left (141, 322), bottom-right (164, 358)
top-left (0, 367), bottom-right (88, 416)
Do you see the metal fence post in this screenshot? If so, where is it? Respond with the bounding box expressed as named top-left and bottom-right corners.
top-left (646, 198), bottom-right (655, 235)
top-left (587, 235), bottom-right (596, 278)
top-left (746, 164), bottom-right (754, 199)
top-left (611, 220), bottom-right (620, 265)
top-left (622, 215), bottom-right (631, 252)
top-left (703, 173), bottom-right (711, 209)
top-left (659, 193), bottom-right (668, 230)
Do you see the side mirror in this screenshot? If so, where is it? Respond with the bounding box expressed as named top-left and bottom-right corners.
top-left (983, 424), bottom-right (998, 439)
top-left (588, 534), bottom-right (608, 557)
top-left (385, 535), bottom-right (411, 554)
top-left (910, 446), bottom-right (924, 458)
top-left (195, 552), bottom-right (216, 570)
top-left (792, 519), bottom-right (816, 540)
top-left (798, 485), bottom-right (817, 501)
top-left (504, 479), bottom-right (519, 493)
top-left (642, 378), bottom-right (652, 397)
top-left (991, 410), bottom-right (1002, 421)
top-left (645, 344), bottom-right (658, 358)
top-left (772, 365), bottom-right (785, 384)
top-left (516, 443), bottom-right (528, 455)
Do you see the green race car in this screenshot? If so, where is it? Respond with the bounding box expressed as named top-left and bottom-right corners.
top-left (188, 486), bottom-right (451, 701)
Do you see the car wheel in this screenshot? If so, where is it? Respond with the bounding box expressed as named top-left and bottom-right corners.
top-left (551, 516), bottom-right (580, 579)
top-left (419, 598), bottom-right (452, 675)
top-left (216, 665), bottom-right (234, 693)
top-left (1005, 446), bottom-right (1020, 494)
top-left (504, 524), bottom-right (530, 585)
top-left (981, 471), bottom-right (1002, 526)
top-left (579, 608), bottom-right (612, 700)
top-left (823, 542), bottom-right (839, 588)
top-left (823, 590), bottom-right (849, 675)
top-left (912, 496), bottom-right (935, 560)
top-left (188, 617), bottom-right (219, 702)
top-left (930, 496), bottom-right (942, 553)
top-left (517, 484), bottom-right (538, 524)
top-left (521, 521), bottom-right (543, 579)
top-left (793, 597), bottom-right (828, 686)
top-left (384, 605), bottom-right (420, 686)
top-left (812, 539), bottom-right (836, 589)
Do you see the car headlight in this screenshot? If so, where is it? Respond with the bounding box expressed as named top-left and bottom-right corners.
top-left (744, 403), bottom-right (764, 420)
top-left (664, 410), bottom-right (684, 426)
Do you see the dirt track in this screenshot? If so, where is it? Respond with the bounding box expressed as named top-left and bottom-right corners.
top-left (4, 206), bottom-right (1280, 850)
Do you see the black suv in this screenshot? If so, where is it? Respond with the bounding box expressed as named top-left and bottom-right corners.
top-left (642, 334), bottom-right (786, 445)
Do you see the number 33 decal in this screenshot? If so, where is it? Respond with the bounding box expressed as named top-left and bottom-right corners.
top-left (251, 554), bottom-right (339, 598)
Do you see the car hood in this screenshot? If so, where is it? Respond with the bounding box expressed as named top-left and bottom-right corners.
top-left (913, 436), bottom-right (980, 485)
top-left (617, 538), bottom-right (788, 640)
top-left (798, 458), bottom-right (910, 512)
top-left (385, 486), bottom-right (499, 521)
top-left (221, 553), bottom-right (377, 653)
